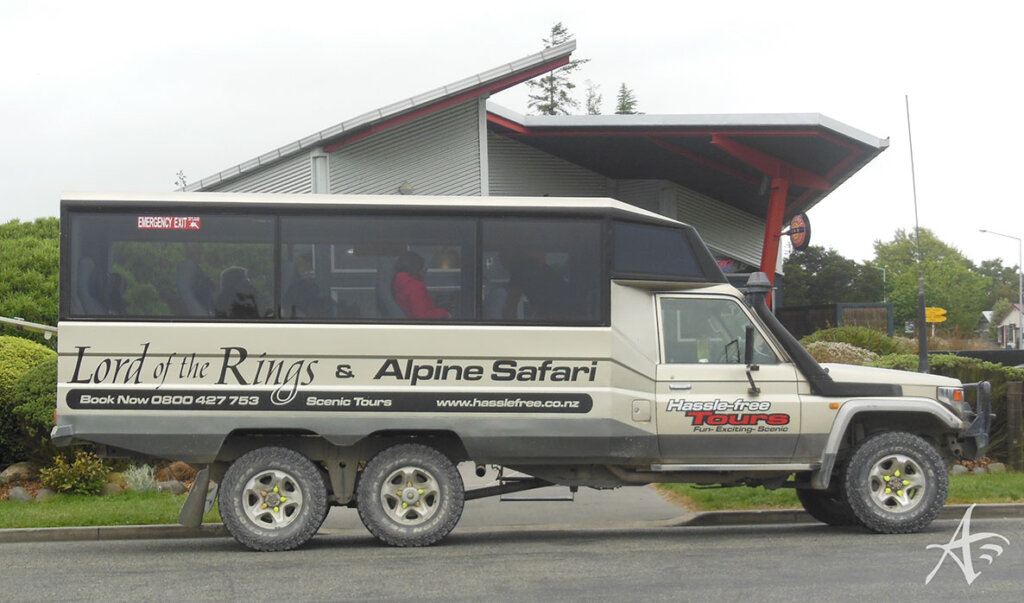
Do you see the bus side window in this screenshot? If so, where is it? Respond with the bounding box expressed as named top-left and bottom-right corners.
top-left (481, 219), bottom-right (600, 324)
top-left (281, 216), bottom-right (476, 321)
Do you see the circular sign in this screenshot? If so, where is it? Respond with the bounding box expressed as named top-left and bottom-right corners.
top-left (787, 213), bottom-right (811, 251)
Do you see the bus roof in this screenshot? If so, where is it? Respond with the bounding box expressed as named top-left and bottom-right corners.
top-left (60, 191), bottom-right (683, 226)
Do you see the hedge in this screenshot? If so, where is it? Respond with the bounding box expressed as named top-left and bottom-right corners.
top-left (0, 335), bottom-right (56, 465)
top-left (872, 353), bottom-right (1024, 462)
top-left (10, 355), bottom-right (59, 464)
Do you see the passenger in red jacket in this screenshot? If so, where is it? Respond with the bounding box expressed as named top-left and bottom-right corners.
top-left (392, 251), bottom-right (450, 319)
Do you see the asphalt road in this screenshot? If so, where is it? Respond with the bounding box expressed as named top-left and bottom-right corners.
top-left (3, 516), bottom-right (1022, 601)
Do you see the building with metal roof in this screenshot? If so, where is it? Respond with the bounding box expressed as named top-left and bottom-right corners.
top-left (185, 39), bottom-right (887, 280)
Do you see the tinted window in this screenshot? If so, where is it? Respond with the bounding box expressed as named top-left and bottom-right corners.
top-left (68, 212), bottom-right (274, 319)
top-left (613, 222), bottom-right (704, 280)
top-left (280, 215), bottom-right (475, 320)
top-left (661, 297), bottom-right (777, 365)
top-left (481, 219), bottom-right (602, 324)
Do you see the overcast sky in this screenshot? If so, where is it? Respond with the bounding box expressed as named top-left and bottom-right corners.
top-left (3, 0), bottom-right (1022, 267)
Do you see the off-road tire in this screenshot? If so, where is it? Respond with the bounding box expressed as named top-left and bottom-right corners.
top-left (220, 447), bottom-right (329, 551)
top-left (796, 487), bottom-right (860, 526)
top-left (843, 431), bottom-right (947, 534)
top-left (357, 443), bottom-right (464, 547)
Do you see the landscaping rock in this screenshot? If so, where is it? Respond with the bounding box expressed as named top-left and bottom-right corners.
top-left (8, 486), bottom-right (32, 501)
top-left (157, 480), bottom-right (186, 495)
top-left (987, 462), bottom-right (1007, 474)
top-left (950, 464), bottom-right (969, 475)
top-left (972, 467), bottom-right (986, 475)
top-left (101, 482), bottom-right (124, 496)
top-left (156, 461), bottom-right (198, 483)
top-left (1, 462), bottom-right (39, 481)
top-left (35, 488), bottom-right (57, 501)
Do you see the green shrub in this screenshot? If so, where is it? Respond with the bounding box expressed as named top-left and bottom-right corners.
top-left (0, 335), bottom-right (56, 465)
top-left (39, 451), bottom-right (110, 495)
top-left (872, 353), bottom-right (1024, 462)
top-left (9, 356), bottom-right (58, 463)
top-left (801, 327), bottom-right (915, 356)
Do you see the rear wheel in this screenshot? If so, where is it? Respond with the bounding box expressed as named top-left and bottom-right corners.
top-left (843, 432), bottom-right (947, 534)
top-left (356, 443), bottom-right (464, 546)
top-left (219, 447), bottom-right (329, 551)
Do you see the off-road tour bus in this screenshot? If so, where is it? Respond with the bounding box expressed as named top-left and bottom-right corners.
top-left (53, 192), bottom-right (991, 551)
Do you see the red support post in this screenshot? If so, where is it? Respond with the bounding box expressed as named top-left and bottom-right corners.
top-left (760, 177), bottom-right (789, 304)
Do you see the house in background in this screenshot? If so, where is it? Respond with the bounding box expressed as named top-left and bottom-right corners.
top-left (996, 304), bottom-right (1023, 349)
top-left (185, 40), bottom-right (887, 283)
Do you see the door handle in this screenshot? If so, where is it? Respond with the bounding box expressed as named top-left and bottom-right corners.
top-left (668, 383), bottom-right (692, 391)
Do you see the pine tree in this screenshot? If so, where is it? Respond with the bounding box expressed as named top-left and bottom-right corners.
top-left (615, 83), bottom-right (639, 115)
top-left (585, 80), bottom-right (602, 115)
top-left (526, 23), bottom-right (589, 115)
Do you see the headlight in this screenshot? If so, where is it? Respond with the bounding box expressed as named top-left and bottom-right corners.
top-left (937, 386), bottom-right (971, 418)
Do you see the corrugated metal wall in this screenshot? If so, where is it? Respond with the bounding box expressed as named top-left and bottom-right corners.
top-left (205, 152), bottom-right (313, 194)
top-left (330, 101), bottom-right (481, 195)
top-left (488, 133), bottom-right (612, 197)
top-left (613, 179), bottom-right (764, 267)
top-left (613, 180), bottom-right (663, 214)
top-left (674, 184), bottom-right (763, 267)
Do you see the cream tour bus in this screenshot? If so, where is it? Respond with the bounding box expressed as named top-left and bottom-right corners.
top-left (53, 192), bottom-right (991, 551)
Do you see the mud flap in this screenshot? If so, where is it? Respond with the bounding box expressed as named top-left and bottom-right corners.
top-left (177, 467), bottom-right (211, 528)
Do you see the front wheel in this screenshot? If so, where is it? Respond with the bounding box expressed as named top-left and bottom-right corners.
top-left (796, 488), bottom-right (860, 526)
top-left (219, 447), bottom-right (329, 551)
top-left (843, 432), bottom-right (947, 534)
top-left (356, 443), bottom-right (464, 546)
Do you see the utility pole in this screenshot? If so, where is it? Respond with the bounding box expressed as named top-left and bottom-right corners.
top-left (906, 96), bottom-right (928, 372)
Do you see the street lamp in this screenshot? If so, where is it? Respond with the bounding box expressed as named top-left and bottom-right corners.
top-left (872, 265), bottom-right (887, 303)
top-left (980, 229), bottom-right (1023, 349)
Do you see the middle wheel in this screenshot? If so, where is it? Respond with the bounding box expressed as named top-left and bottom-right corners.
top-left (357, 443), bottom-right (465, 546)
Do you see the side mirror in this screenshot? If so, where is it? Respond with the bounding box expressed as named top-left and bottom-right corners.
top-left (744, 325), bottom-right (756, 366)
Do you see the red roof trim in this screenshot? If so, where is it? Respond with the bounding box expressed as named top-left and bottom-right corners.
top-left (487, 112), bottom-right (530, 134)
top-left (488, 127), bottom-right (841, 139)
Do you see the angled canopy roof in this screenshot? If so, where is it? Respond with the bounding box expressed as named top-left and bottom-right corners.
top-left (486, 104), bottom-right (888, 220)
top-left (187, 39), bottom-right (888, 227)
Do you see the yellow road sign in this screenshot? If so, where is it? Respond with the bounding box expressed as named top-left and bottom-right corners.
top-left (925, 307), bottom-right (947, 323)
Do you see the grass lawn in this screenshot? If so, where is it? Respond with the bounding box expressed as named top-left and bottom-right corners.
top-left (657, 472), bottom-right (1024, 512)
top-left (0, 473), bottom-right (1020, 529)
top-left (0, 491), bottom-right (221, 529)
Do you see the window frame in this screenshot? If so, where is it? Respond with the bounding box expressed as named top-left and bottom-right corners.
top-left (61, 207), bottom-right (278, 322)
top-left (656, 293), bottom-right (783, 366)
top-left (60, 204), bottom-right (626, 327)
top-left (610, 219), bottom-right (726, 284)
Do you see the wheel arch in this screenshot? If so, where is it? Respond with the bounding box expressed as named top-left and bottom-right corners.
top-left (810, 399), bottom-right (962, 490)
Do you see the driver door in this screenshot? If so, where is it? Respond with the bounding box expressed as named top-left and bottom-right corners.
top-left (655, 294), bottom-right (801, 462)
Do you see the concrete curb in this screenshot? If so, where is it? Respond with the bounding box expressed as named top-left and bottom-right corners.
top-left (676, 503), bottom-right (1024, 527)
top-left (1, 504), bottom-right (1021, 544)
top-left (0, 523), bottom-right (227, 544)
